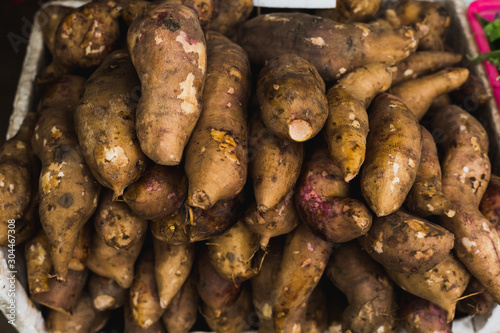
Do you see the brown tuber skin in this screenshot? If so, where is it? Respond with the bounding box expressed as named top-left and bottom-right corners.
top-left (122, 0), bottom-right (155, 26)
top-left (1, 183), bottom-right (40, 247)
top-left (88, 274), bottom-right (127, 311)
top-left (303, 282), bottom-right (329, 333)
top-left (195, 249), bottom-right (242, 318)
top-left (94, 190), bottom-right (148, 250)
top-left (391, 51), bottom-right (463, 85)
top-left (184, 31), bottom-right (250, 210)
top-left (432, 105), bottom-right (500, 304)
top-left (273, 223), bottom-right (333, 333)
top-left (130, 247), bottom-right (164, 329)
top-left (87, 223), bottom-right (146, 289)
top-left (186, 193), bottom-right (244, 242)
top-left (75, 49), bottom-right (147, 199)
top-left (161, 0), bottom-right (220, 31)
top-left (280, 303), bottom-right (307, 333)
top-left (202, 283), bottom-right (254, 333)
top-left (294, 146), bottom-right (349, 208)
top-left (257, 54), bottom-right (328, 142)
top-left (150, 208), bottom-right (190, 244)
top-left (249, 113), bottom-right (304, 213)
top-left (238, 12), bottom-right (419, 82)
top-left (401, 293), bottom-right (452, 333)
top-left (361, 93), bottom-right (422, 217)
top-left (457, 277), bottom-right (496, 317)
top-left (68, 222), bottom-right (91, 271)
top-left (54, 2), bottom-right (120, 68)
top-left (25, 230), bottom-right (52, 295)
top-left (32, 76), bottom-right (101, 283)
top-left (405, 126), bottom-right (455, 217)
top-left (387, 253), bottom-right (470, 322)
top-left (127, 4), bottom-right (207, 166)
top-left (123, 164), bottom-right (187, 220)
top-left (37, 4), bottom-right (73, 55)
top-left (244, 190), bottom-right (300, 249)
top-left (315, 0), bottom-right (383, 23)
top-left (358, 209), bottom-right (454, 274)
top-left (296, 195), bottom-right (372, 244)
top-left (31, 269), bottom-right (88, 315)
top-left (162, 274), bottom-right (198, 333)
top-left (451, 73), bottom-right (492, 108)
top-left (325, 63), bottom-right (395, 182)
top-left (210, 0), bottom-right (253, 39)
top-left (326, 241), bottom-right (397, 333)
top-left (390, 67), bottom-right (470, 120)
top-left (125, 302), bottom-right (166, 333)
top-left (0, 112), bottom-right (38, 245)
top-left (38, 2), bottom-right (121, 84)
top-left (46, 292), bottom-right (110, 333)
top-left (153, 238), bottom-right (195, 309)
top-left (207, 219), bottom-right (261, 283)
top-left (123, 0), bottom-right (220, 31)
top-left (35, 5), bottom-right (73, 83)
top-left (296, 146), bottom-right (372, 243)
top-left (94, 0), bottom-right (130, 10)
top-left (391, 1), bottom-right (451, 51)
top-left (480, 174), bottom-right (500, 227)
top-left (251, 238), bottom-right (284, 332)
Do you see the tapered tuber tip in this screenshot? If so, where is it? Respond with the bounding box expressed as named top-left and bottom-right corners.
top-left (344, 172), bottom-right (357, 182)
top-left (375, 210), bottom-right (391, 218)
top-left (259, 236), bottom-right (271, 250)
top-left (289, 120), bottom-right (313, 142)
top-left (160, 299), bottom-right (168, 309)
top-left (112, 188), bottom-right (125, 201)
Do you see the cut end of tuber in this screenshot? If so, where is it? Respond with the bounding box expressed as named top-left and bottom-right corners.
top-left (190, 190), bottom-right (212, 210)
top-left (445, 210), bottom-right (456, 218)
top-left (288, 120), bottom-right (313, 142)
top-left (257, 204), bottom-right (269, 213)
top-left (94, 295), bottom-right (115, 311)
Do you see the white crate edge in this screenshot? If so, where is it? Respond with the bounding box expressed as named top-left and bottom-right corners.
top-left (2, 2), bottom-right (87, 333)
top-left (3, 0), bottom-right (500, 332)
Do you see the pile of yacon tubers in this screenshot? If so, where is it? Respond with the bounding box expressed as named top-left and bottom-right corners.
top-left (2, 0), bottom-right (500, 332)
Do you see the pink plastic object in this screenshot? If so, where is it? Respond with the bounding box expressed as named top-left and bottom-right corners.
top-left (467, 0), bottom-right (500, 109)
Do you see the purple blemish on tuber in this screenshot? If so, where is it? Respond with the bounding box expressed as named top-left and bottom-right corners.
top-left (146, 180), bottom-right (161, 192)
top-left (299, 181), bottom-right (336, 216)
